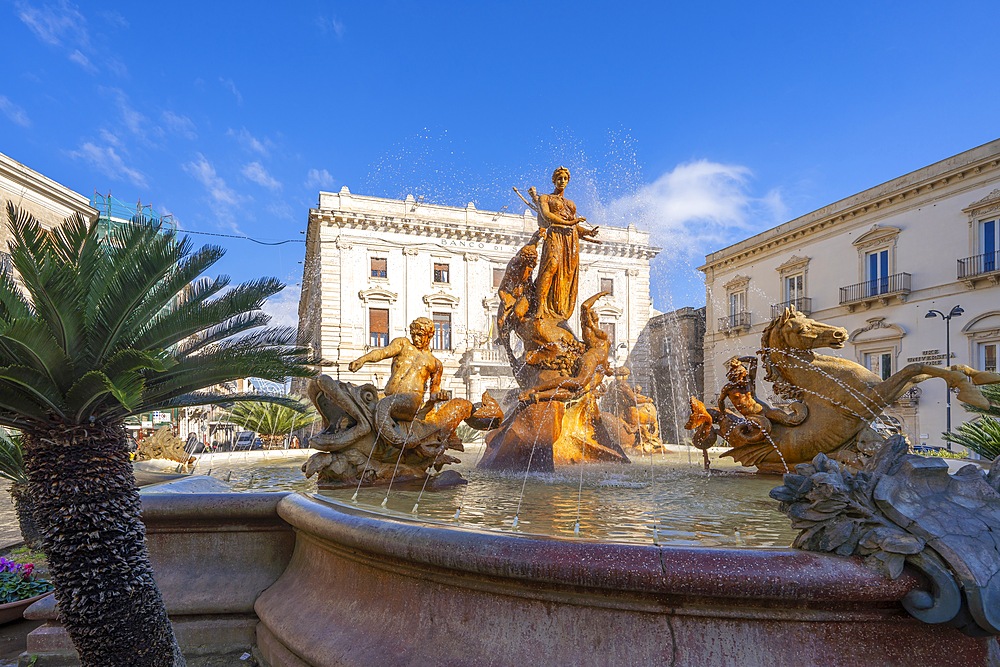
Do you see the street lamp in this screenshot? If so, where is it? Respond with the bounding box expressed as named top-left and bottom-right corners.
top-left (925, 305), bottom-right (964, 446)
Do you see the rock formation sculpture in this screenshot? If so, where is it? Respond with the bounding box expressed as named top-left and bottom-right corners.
top-left (303, 317), bottom-right (501, 489)
top-left (687, 307), bottom-right (1000, 473)
top-left (770, 437), bottom-right (1000, 637)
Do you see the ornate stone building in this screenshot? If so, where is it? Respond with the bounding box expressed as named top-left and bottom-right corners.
top-left (700, 139), bottom-right (1000, 449)
top-left (297, 187), bottom-right (660, 400)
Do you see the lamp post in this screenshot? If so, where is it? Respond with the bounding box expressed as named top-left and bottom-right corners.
top-left (925, 305), bottom-right (964, 447)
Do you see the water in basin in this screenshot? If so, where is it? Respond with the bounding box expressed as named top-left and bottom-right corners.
top-left (197, 446), bottom-right (798, 548)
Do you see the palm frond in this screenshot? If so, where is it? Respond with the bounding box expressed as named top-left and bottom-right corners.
top-left (133, 277), bottom-right (281, 351)
top-left (0, 430), bottom-right (26, 484)
top-left (942, 416), bottom-right (1000, 460)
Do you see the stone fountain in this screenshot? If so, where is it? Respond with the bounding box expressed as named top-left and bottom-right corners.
top-left (24, 169), bottom-right (999, 666)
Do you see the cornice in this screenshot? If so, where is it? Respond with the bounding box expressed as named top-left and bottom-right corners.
top-left (701, 143), bottom-right (1000, 272)
top-left (309, 209), bottom-right (661, 260)
top-left (0, 153), bottom-right (96, 219)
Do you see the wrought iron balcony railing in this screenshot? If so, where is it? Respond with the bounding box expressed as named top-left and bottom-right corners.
top-left (718, 311), bottom-right (751, 332)
top-left (957, 251), bottom-right (1000, 280)
top-left (839, 272), bottom-right (911, 305)
top-left (771, 297), bottom-right (812, 318)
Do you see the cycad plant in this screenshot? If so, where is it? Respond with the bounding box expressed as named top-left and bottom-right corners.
top-left (224, 399), bottom-right (318, 448)
top-left (0, 204), bottom-right (313, 666)
top-left (0, 429), bottom-right (42, 550)
top-left (942, 417), bottom-right (1000, 461)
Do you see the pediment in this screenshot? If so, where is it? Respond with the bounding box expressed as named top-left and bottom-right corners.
top-left (723, 274), bottom-right (750, 291)
top-left (962, 311), bottom-right (1000, 339)
top-left (963, 188), bottom-right (1000, 216)
top-left (853, 225), bottom-right (901, 248)
top-left (423, 291), bottom-right (460, 308)
top-left (594, 302), bottom-right (624, 319)
top-left (776, 255), bottom-right (810, 274)
top-left (358, 287), bottom-right (398, 304)
top-left (849, 317), bottom-right (906, 344)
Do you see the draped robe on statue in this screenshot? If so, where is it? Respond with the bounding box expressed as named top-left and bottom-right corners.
top-left (534, 194), bottom-right (580, 322)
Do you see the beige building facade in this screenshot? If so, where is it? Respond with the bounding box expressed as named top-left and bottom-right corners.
top-left (700, 139), bottom-right (1000, 450)
top-left (297, 187), bottom-right (660, 400)
top-left (0, 152), bottom-right (97, 269)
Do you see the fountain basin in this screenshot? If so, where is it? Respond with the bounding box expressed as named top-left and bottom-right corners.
top-left (255, 494), bottom-right (996, 667)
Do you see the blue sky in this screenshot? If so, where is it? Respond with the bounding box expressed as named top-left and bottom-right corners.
top-left (2, 1), bottom-right (999, 326)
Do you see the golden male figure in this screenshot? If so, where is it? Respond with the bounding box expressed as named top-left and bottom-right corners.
top-left (348, 317), bottom-right (448, 445)
top-left (519, 292), bottom-right (612, 403)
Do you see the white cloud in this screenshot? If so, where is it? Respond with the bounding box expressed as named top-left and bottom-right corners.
top-left (0, 96), bottom-right (31, 127)
top-left (183, 154), bottom-right (240, 206)
top-left (16, 1), bottom-right (124, 76)
top-left (315, 15), bottom-right (345, 39)
top-left (219, 77), bottom-right (243, 105)
top-left (16, 0), bottom-right (87, 46)
top-left (261, 282), bottom-right (300, 331)
top-left (593, 160), bottom-right (785, 258)
top-left (68, 48), bottom-right (96, 73)
top-left (227, 127), bottom-right (271, 155)
top-left (242, 161), bottom-right (282, 191)
top-left (68, 141), bottom-right (148, 189)
top-left (304, 168), bottom-right (335, 190)
top-left (162, 110), bottom-right (197, 139)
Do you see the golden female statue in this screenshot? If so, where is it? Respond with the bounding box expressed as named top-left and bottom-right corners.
top-left (530, 166), bottom-right (599, 322)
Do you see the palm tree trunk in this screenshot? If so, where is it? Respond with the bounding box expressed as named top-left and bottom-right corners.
top-left (23, 424), bottom-right (185, 667)
top-left (9, 482), bottom-right (43, 551)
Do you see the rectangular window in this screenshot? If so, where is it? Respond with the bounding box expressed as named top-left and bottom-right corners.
top-left (866, 249), bottom-right (889, 297)
top-left (432, 312), bottom-right (451, 350)
top-left (784, 274), bottom-right (804, 304)
top-left (601, 277), bottom-right (614, 295)
top-left (433, 263), bottom-right (450, 283)
top-left (369, 308), bottom-right (389, 348)
top-left (864, 351), bottom-right (893, 381)
top-left (599, 322), bottom-right (616, 349)
top-left (370, 257), bottom-right (387, 279)
top-left (492, 268), bottom-right (505, 289)
top-left (729, 291), bottom-right (746, 318)
top-left (981, 219), bottom-right (998, 273)
top-left (981, 342), bottom-right (998, 373)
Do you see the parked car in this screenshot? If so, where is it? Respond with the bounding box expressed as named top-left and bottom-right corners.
top-left (233, 431), bottom-right (259, 450)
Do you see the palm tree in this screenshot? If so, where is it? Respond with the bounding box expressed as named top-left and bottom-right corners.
top-left (0, 430), bottom-right (42, 550)
top-left (224, 399), bottom-right (318, 448)
top-left (0, 204), bottom-right (313, 667)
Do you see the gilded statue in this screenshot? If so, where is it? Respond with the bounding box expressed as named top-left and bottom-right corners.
top-left (304, 318), bottom-right (501, 488)
top-left (600, 368), bottom-right (662, 453)
top-left (529, 167), bottom-right (599, 322)
top-left (519, 292), bottom-right (612, 404)
top-left (481, 169), bottom-right (640, 471)
top-left (687, 307), bottom-right (1000, 474)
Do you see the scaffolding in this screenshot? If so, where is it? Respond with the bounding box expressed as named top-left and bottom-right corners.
top-left (91, 191), bottom-right (177, 237)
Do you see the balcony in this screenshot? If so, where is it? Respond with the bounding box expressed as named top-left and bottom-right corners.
top-left (958, 251), bottom-right (1000, 287)
top-left (770, 297), bottom-right (813, 319)
top-left (839, 272), bottom-right (911, 311)
top-left (718, 311), bottom-right (751, 335)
